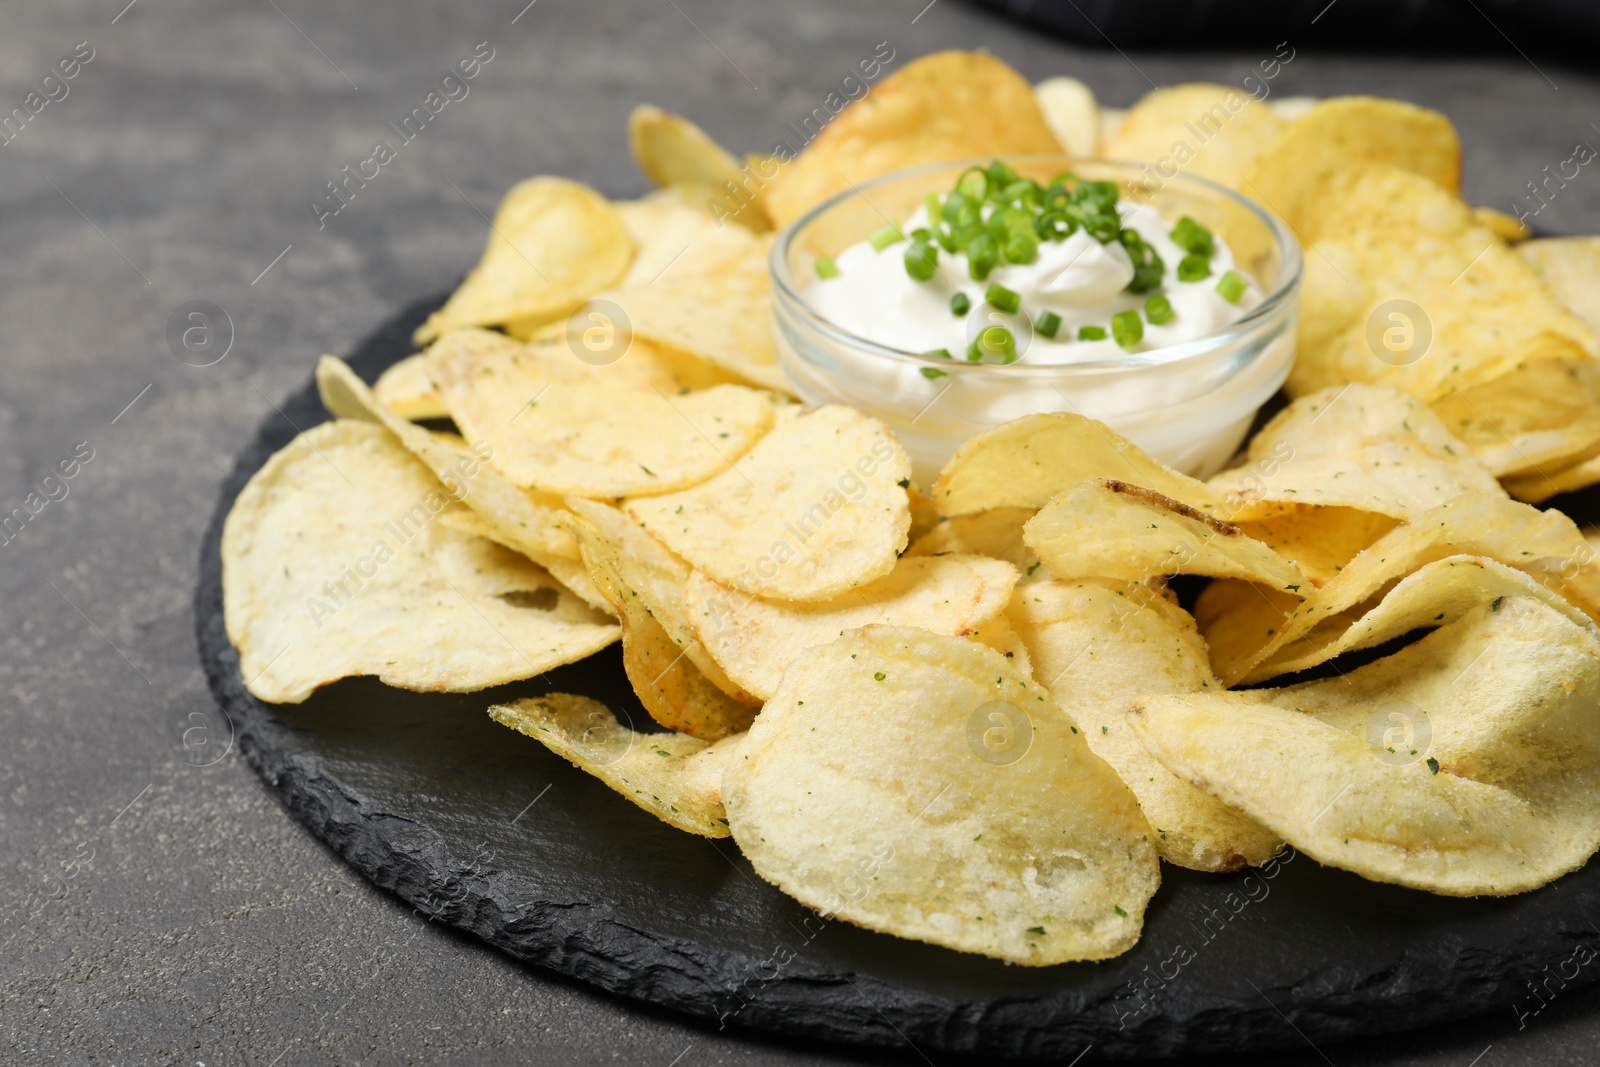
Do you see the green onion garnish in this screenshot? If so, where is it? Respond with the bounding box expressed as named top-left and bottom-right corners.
top-left (1003, 231), bottom-right (1039, 265)
top-left (967, 325), bottom-right (1017, 364)
top-left (814, 256), bottom-right (839, 279)
top-left (1078, 325), bottom-right (1107, 341)
top-left (1177, 254), bottom-right (1211, 283)
top-left (966, 233), bottom-right (999, 281)
top-left (956, 167), bottom-right (988, 202)
top-left (1035, 311), bottom-right (1062, 339)
top-left (1216, 270), bottom-right (1249, 304)
top-left (1112, 310), bottom-right (1144, 349)
top-left (924, 192), bottom-right (943, 225)
top-left (1144, 294), bottom-right (1175, 325)
top-left (1120, 230), bottom-right (1165, 294)
top-left (949, 292), bottom-right (971, 316)
top-left (904, 240), bottom-right (938, 282)
top-left (920, 366), bottom-right (949, 380)
top-left (1170, 216), bottom-right (1216, 257)
top-left (869, 222), bottom-right (904, 252)
top-left (985, 283), bottom-right (1021, 314)
top-left (924, 347), bottom-right (954, 360)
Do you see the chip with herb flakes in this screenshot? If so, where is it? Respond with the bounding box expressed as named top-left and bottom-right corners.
top-left (1009, 579), bottom-right (1281, 872)
top-left (1024, 480), bottom-right (1306, 592)
top-left (627, 105), bottom-right (771, 233)
top-left (414, 177), bottom-right (634, 345)
top-left (1517, 236), bottom-right (1600, 335)
top-left (624, 405), bottom-right (912, 602)
top-left (435, 507), bottom-right (611, 615)
top-left (222, 420), bottom-right (618, 704)
top-left (685, 554), bottom-right (1018, 701)
top-left (723, 626), bottom-right (1159, 965)
top-left (615, 185), bottom-right (768, 288)
top-left (906, 507), bottom-right (1047, 581)
top-left (1428, 341), bottom-right (1600, 477)
top-left (371, 353), bottom-right (448, 421)
top-left (934, 412), bottom-right (1220, 518)
top-left (1132, 597), bottom-right (1600, 897)
top-left (680, 731), bottom-right (747, 810)
top-left (1103, 83), bottom-right (1289, 189)
top-left (491, 694), bottom-right (731, 838)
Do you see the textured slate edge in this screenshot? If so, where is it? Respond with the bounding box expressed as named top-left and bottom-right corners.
top-left (192, 292), bottom-right (1600, 1060)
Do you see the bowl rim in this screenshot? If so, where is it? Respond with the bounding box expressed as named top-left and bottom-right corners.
top-left (768, 155), bottom-right (1303, 377)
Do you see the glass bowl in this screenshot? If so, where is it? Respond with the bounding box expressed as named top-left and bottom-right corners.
top-left (769, 156), bottom-right (1302, 487)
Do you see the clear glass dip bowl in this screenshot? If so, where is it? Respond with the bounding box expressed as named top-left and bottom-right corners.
top-left (770, 157), bottom-right (1302, 487)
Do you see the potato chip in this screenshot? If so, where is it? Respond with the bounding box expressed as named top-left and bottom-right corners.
top-left (1025, 480), bottom-right (1306, 592)
top-left (221, 421), bottom-right (618, 704)
top-left (1473, 206), bottom-right (1532, 244)
top-left (1034, 76), bottom-right (1099, 155)
top-left (627, 104), bottom-right (771, 232)
top-left (415, 177), bottom-right (634, 344)
top-left (685, 554), bottom-right (1017, 701)
top-left (491, 694), bottom-right (730, 838)
top-left (1132, 597), bottom-right (1600, 896)
top-left (934, 412), bottom-right (1219, 518)
top-left (1010, 579), bottom-right (1280, 872)
top-left (1102, 83), bottom-right (1288, 188)
top-left (907, 507), bottom-right (1046, 580)
top-left (1234, 507), bottom-right (1399, 586)
top-left (1428, 343), bottom-right (1600, 477)
top-left (1518, 236), bottom-right (1600, 334)
top-left (967, 610), bottom-right (1032, 676)
top-left (1098, 106), bottom-right (1128, 145)
top-left (372, 353), bottom-right (448, 420)
top-left (1242, 97), bottom-right (1460, 240)
top-left (681, 731), bottom-right (746, 810)
top-left (616, 185), bottom-right (767, 288)
top-left (624, 405), bottom-right (911, 601)
top-left (1505, 454), bottom-right (1600, 504)
top-left (424, 325), bottom-right (778, 498)
top-left (762, 51), bottom-right (1062, 227)
top-left (1285, 165), bottom-right (1596, 401)
top-left (1268, 95), bottom-right (1318, 123)
top-left (435, 507), bottom-right (610, 614)
top-left (723, 626), bottom-right (1159, 964)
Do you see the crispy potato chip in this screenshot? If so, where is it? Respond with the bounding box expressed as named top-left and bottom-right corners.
top-left (681, 731), bottom-right (746, 810)
top-left (372, 354), bottom-right (448, 420)
top-left (685, 554), bottom-right (1017, 700)
top-left (763, 51), bottom-right (1063, 227)
top-left (435, 507), bottom-right (610, 614)
top-left (1103, 83), bottom-right (1288, 188)
top-left (1132, 597), bottom-right (1600, 896)
top-left (616, 185), bottom-right (767, 287)
top-left (967, 610), bottom-right (1032, 676)
top-left (724, 626), bottom-right (1159, 964)
top-left (1474, 207), bottom-right (1532, 244)
top-left (1025, 480), bottom-right (1306, 592)
top-left (1505, 453), bottom-right (1600, 504)
top-left (1098, 106), bottom-right (1128, 145)
top-left (907, 507), bottom-right (1047, 580)
top-left (316, 355), bottom-right (578, 563)
top-left (425, 326), bottom-right (778, 498)
top-left (934, 412), bottom-right (1220, 518)
top-left (1242, 97), bottom-right (1460, 240)
top-left (222, 421), bottom-right (617, 703)
top-left (1034, 76), bottom-right (1099, 155)
top-left (905, 481), bottom-right (941, 544)
top-left (1268, 95), bottom-right (1318, 123)
top-left (624, 405), bottom-right (911, 602)
top-left (627, 105), bottom-right (770, 233)
top-left (1234, 507), bottom-right (1399, 586)
top-left (1286, 165), bottom-right (1596, 400)
top-left (1518, 237), bottom-right (1600, 335)
top-left (1429, 344), bottom-right (1600, 477)
top-left (415, 177), bottom-right (634, 344)
top-left (1010, 579), bottom-right (1280, 872)
top-left (491, 694), bottom-right (729, 837)
top-left (565, 505), bottom-right (756, 740)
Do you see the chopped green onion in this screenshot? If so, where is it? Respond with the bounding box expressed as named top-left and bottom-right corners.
top-left (1169, 216), bottom-right (1216, 257)
top-left (904, 240), bottom-right (938, 282)
top-left (942, 191), bottom-right (980, 229)
top-left (1035, 310), bottom-right (1062, 339)
top-left (967, 325), bottom-right (1017, 364)
top-left (985, 159), bottom-right (1020, 193)
top-left (920, 366), bottom-right (949, 380)
top-left (1177, 254), bottom-right (1212, 283)
top-left (1035, 209), bottom-right (1077, 241)
top-left (1003, 231), bottom-right (1039, 265)
top-left (1120, 230), bottom-right (1165, 294)
top-left (924, 347), bottom-right (954, 360)
top-left (814, 256), bottom-right (839, 279)
top-left (966, 233), bottom-right (999, 281)
top-left (985, 283), bottom-right (1021, 314)
top-left (949, 292), bottom-right (971, 316)
top-left (924, 192), bottom-right (943, 224)
top-left (1144, 294), bottom-right (1175, 325)
top-left (910, 226), bottom-right (933, 243)
top-left (869, 222), bottom-right (904, 252)
top-left (1082, 211), bottom-right (1121, 243)
top-left (1078, 324), bottom-right (1107, 341)
top-left (956, 167), bottom-right (988, 202)
top-left (1112, 309), bottom-right (1144, 349)
top-left (1216, 269), bottom-right (1249, 304)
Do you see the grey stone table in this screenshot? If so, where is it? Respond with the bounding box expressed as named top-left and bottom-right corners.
top-left (2, 1), bottom-right (1597, 1063)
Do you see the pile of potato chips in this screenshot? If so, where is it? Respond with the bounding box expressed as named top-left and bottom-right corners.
top-left (223, 51), bottom-right (1600, 967)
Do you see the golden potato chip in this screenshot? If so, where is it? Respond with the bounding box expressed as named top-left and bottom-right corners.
top-left (1518, 236), bottom-right (1600, 334)
top-left (1286, 165), bottom-right (1596, 400)
top-left (1505, 453), bottom-right (1600, 504)
top-left (565, 504), bottom-right (756, 740)
top-left (905, 481), bottom-right (941, 544)
top-left (1429, 344), bottom-right (1600, 477)
top-left (966, 610), bottom-right (1032, 676)
top-left (1103, 83), bottom-right (1288, 188)
top-left (624, 405), bottom-right (911, 602)
top-left (627, 104), bottom-right (770, 232)
top-left (1474, 206), bottom-right (1532, 244)
top-left (1098, 106), bottom-right (1127, 145)
top-left (435, 507), bottom-right (610, 614)
top-left (723, 626), bottom-right (1159, 964)
top-left (415, 177), bottom-right (634, 344)
top-left (1034, 76), bottom-right (1099, 155)
top-left (372, 354), bottom-right (447, 420)
top-left (424, 325), bottom-right (778, 498)
top-left (1132, 597), bottom-right (1600, 896)
top-left (1268, 95), bottom-right (1318, 122)
top-left (1009, 579), bottom-right (1280, 872)
top-left (1233, 507), bottom-right (1399, 586)
top-left (763, 51), bottom-right (1062, 227)
top-left (681, 731), bottom-right (746, 810)
top-left (615, 185), bottom-right (766, 288)
top-left (491, 694), bottom-right (730, 837)
top-left (222, 421), bottom-right (618, 703)
top-left (1024, 480), bottom-right (1306, 592)
top-left (685, 554), bottom-right (1017, 700)
top-left (907, 507), bottom-right (1046, 580)
top-left (1242, 97), bottom-right (1460, 240)
top-left (934, 412), bottom-right (1219, 518)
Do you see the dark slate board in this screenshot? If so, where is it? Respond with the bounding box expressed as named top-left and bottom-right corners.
top-left (195, 292), bottom-right (1600, 1060)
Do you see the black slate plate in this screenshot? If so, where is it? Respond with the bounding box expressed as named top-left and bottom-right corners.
top-left (196, 292), bottom-right (1600, 1061)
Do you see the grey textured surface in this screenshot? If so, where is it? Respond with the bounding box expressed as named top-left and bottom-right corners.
top-left (2, 1), bottom-right (1598, 1064)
